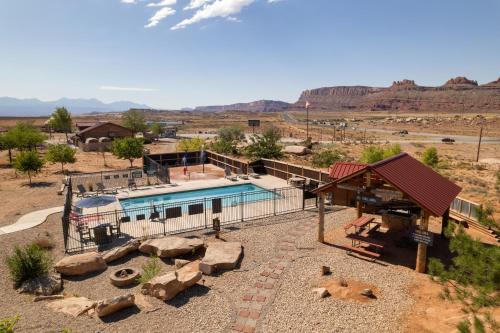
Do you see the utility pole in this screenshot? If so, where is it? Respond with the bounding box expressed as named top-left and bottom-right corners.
top-left (476, 127), bottom-right (483, 162)
top-left (305, 101), bottom-right (310, 140)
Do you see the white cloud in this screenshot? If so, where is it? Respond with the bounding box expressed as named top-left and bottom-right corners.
top-left (121, 0), bottom-right (137, 4)
top-left (268, 0), bottom-right (284, 3)
top-left (226, 16), bottom-right (241, 22)
top-left (145, 7), bottom-right (176, 28)
top-left (172, 0), bottom-right (254, 30)
top-left (100, 86), bottom-right (157, 92)
top-left (146, 0), bottom-right (176, 7)
top-left (184, 0), bottom-right (215, 10)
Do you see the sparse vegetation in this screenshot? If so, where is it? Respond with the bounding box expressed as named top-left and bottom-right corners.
top-left (211, 125), bottom-right (244, 155)
top-left (422, 147), bottom-right (439, 168)
top-left (245, 127), bottom-right (283, 160)
top-left (360, 144), bottom-right (401, 163)
top-left (122, 109), bottom-right (147, 134)
top-left (149, 122), bottom-right (165, 138)
top-left (428, 224), bottom-right (500, 333)
top-left (176, 137), bottom-right (205, 152)
top-left (311, 149), bottom-right (346, 168)
top-left (0, 315), bottom-right (19, 333)
top-left (476, 204), bottom-right (498, 231)
top-left (6, 243), bottom-right (52, 287)
top-left (13, 150), bottom-right (44, 185)
top-left (137, 255), bottom-right (162, 284)
top-left (111, 137), bottom-right (144, 168)
top-left (45, 144), bottom-right (76, 173)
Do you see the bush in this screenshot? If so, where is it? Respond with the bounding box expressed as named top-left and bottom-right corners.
top-left (136, 256), bottom-right (162, 284)
top-left (6, 243), bottom-right (52, 287)
top-left (0, 315), bottom-right (19, 333)
top-left (422, 147), bottom-right (439, 168)
top-left (360, 146), bottom-right (384, 163)
top-left (245, 127), bottom-right (283, 160)
top-left (311, 149), bottom-right (346, 168)
top-left (176, 138), bottom-right (205, 152)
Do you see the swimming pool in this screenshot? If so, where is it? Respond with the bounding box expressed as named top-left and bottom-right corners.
top-left (119, 184), bottom-right (277, 213)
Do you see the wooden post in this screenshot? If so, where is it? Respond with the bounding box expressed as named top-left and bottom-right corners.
top-left (416, 211), bottom-right (430, 273)
top-left (476, 127), bottom-right (483, 162)
top-left (356, 200), bottom-right (363, 218)
top-left (441, 208), bottom-right (449, 238)
top-left (318, 193), bottom-right (325, 243)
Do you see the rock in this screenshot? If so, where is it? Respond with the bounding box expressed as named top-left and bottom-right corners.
top-left (18, 274), bottom-right (62, 296)
top-left (312, 287), bottom-right (329, 299)
top-left (47, 297), bottom-right (96, 317)
top-left (141, 265), bottom-right (202, 301)
top-left (95, 294), bottom-right (135, 317)
top-left (199, 242), bottom-right (242, 275)
top-left (175, 259), bottom-right (191, 269)
top-left (321, 266), bottom-right (330, 275)
top-left (339, 278), bottom-right (348, 287)
top-left (134, 293), bottom-right (159, 313)
top-left (102, 240), bottom-right (141, 263)
top-left (284, 145), bottom-right (309, 156)
top-left (361, 288), bottom-right (374, 297)
top-left (139, 237), bottom-right (204, 258)
top-left (33, 295), bottom-right (65, 302)
top-left (54, 252), bottom-right (107, 276)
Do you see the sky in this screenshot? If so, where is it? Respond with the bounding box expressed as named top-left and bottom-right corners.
top-left (0, 0), bottom-right (499, 109)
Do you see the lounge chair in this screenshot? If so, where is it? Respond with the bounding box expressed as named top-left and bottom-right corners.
top-left (224, 168), bottom-right (237, 181)
top-left (96, 182), bottom-right (117, 194)
top-left (237, 168), bottom-right (249, 180)
top-left (77, 184), bottom-right (88, 197)
top-left (248, 166), bottom-right (261, 179)
top-left (128, 178), bottom-right (137, 190)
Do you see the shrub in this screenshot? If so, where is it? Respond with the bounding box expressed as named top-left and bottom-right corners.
top-left (176, 138), bottom-right (205, 152)
top-left (360, 146), bottom-right (384, 163)
top-left (311, 149), bottom-right (346, 168)
top-left (6, 243), bottom-right (52, 287)
top-left (137, 256), bottom-right (162, 284)
top-left (422, 147), bottom-right (439, 168)
top-left (0, 315), bottom-right (19, 333)
top-left (245, 127), bottom-right (283, 160)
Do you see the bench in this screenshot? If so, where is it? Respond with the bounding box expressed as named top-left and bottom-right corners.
top-left (343, 244), bottom-right (381, 259)
top-left (346, 234), bottom-right (385, 250)
top-left (344, 216), bottom-right (374, 232)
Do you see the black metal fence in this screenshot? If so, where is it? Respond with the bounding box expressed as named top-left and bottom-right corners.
top-left (63, 186), bottom-right (314, 253)
top-left (69, 168), bottom-right (161, 193)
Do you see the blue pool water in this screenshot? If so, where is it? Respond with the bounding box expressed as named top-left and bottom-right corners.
top-left (119, 184), bottom-right (276, 213)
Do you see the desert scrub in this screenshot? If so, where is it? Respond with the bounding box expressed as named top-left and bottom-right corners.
top-left (6, 243), bottom-right (52, 287)
top-left (137, 255), bottom-right (162, 284)
top-left (0, 315), bottom-right (19, 333)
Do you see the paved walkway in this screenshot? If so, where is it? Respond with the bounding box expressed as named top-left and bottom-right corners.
top-left (0, 206), bottom-right (64, 235)
top-left (229, 220), bottom-right (316, 333)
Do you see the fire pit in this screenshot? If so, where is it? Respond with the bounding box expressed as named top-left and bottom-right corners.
top-left (109, 268), bottom-right (140, 287)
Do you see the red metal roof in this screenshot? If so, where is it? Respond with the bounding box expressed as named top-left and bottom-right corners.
top-left (316, 153), bottom-right (461, 217)
top-left (329, 162), bottom-right (367, 180)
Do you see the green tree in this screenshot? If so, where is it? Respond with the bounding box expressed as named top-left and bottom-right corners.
top-left (245, 127), bottom-right (283, 160)
top-left (9, 122), bottom-right (46, 151)
top-left (150, 122), bottom-right (165, 138)
top-left (311, 149), bottom-right (346, 168)
top-left (49, 107), bottom-right (72, 141)
top-left (475, 204), bottom-right (498, 231)
top-left (13, 150), bottom-right (44, 185)
top-left (211, 125), bottom-right (245, 155)
top-left (176, 137), bottom-right (205, 152)
top-left (360, 146), bottom-right (384, 163)
top-left (122, 109), bottom-right (147, 134)
top-left (0, 132), bottom-right (17, 164)
top-left (422, 147), bottom-right (439, 168)
top-left (428, 224), bottom-right (500, 332)
top-left (111, 137), bottom-right (144, 168)
top-left (45, 144), bottom-right (76, 173)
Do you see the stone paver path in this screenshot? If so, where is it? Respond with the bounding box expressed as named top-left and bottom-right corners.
top-left (229, 221), bottom-right (316, 333)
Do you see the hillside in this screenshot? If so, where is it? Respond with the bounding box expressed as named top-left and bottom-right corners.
top-left (297, 77), bottom-right (500, 112)
top-left (195, 99), bottom-right (290, 112)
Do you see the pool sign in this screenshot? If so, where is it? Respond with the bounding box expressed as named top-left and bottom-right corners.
top-left (411, 229), bottom-right (434, 246)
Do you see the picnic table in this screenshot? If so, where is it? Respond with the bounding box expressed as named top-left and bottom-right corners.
top-left (288, 177), bottom-right (305, 187)
top-left (343, 216), bottom-right (376, 234)
top-left (343, 216), bottom-right (383, 259)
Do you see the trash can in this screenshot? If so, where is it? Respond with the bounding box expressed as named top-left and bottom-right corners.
top-left (93, 226), bottom-right (109, 245)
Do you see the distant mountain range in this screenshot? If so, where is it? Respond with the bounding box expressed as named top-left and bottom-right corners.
top-left (0, 97), bottom-right (150, 116)
top-left (194, 100), bottom-right (290, 112)
top-left (296, 76), bottom-right (500, 112)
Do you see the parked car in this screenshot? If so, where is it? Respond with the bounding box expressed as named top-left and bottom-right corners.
top-left (442, 137), bottom-right (455, 143)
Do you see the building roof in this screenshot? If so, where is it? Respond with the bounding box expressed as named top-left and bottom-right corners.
top-left (329, 162), bottom-right (367, 180)
top-left (76, 122), bottom-right (133, 136)
top-left (315, 153), bottom-right (461, 217)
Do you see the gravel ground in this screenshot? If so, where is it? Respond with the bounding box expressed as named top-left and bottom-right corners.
top-left (0, 210), bottom-right (321, 333)
top-left (261, 208), bottom-right (415, 333)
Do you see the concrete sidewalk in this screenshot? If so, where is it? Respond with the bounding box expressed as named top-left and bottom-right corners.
top-left (0, 206), bottom-right (64, 235)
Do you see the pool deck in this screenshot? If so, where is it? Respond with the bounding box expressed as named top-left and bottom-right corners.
top-left (77, 175), bottom-right (289, 215)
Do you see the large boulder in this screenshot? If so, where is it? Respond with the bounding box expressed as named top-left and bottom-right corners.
top-left (141, 264), bottom-right (202, 301)
top-left (95, 294), bottom-right (135, 317)
top-left (46, 297), bottom-right (96, 317)
top-left (139, 237), bottom-right (204, 258)
top-left (102, 240), bottom-right (141, 263)
top-left (199, 242), bottom-right (242, 275)
top-left (284, 145), bottom-right (310, 155)
top-left (54, 252), bottom-right (107, 276)
top-left (18, 274), bottom-right (62, 296)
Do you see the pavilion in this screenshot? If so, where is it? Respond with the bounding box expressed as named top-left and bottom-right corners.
top-left (313, 153), bottom-right (461, 272)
